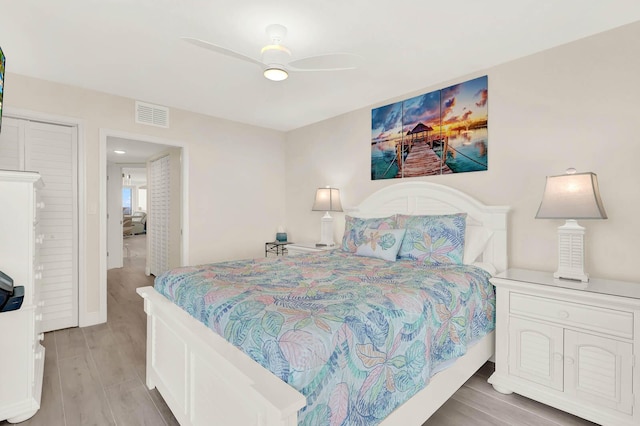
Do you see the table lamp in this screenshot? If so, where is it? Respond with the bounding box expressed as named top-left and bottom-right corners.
top-left (312, 187), bottom-right (343, 247)
top-left (535, 169), bottom-right (607, 282)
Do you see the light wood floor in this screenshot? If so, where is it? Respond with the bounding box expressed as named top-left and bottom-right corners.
top-left (3, 234), bottom-right (596, 425)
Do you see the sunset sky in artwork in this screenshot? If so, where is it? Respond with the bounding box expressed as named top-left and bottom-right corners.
top-left (372, 76), bottom-right (488, 143)
top-left (371, 101), bottom-right (402, 143)
top-left (440, 76), bottom-right (488, 130)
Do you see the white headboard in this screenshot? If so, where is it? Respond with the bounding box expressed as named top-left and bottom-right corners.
top-left (348, 182), bottom-right (511, 272)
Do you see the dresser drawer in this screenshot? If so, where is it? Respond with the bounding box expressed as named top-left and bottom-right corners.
top-left (510, 293), bottom-right (633, 339)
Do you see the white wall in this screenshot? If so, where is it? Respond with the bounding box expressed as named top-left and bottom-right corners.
top-left (284, 21), bottom-right (640, 282)
top-left (4, 75), bottom-right (286, 319)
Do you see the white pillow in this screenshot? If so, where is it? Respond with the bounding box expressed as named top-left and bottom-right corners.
top-left (463, 226), bottom-right (493, 264)
top-left (355, 228), bottom-right (406, 262)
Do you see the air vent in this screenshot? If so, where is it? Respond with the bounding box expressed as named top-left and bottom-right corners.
top-left (135, 101), bottom-right (169, 128)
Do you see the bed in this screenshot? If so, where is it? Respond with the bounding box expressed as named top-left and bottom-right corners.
top-left (137, 181), bottom-right (510, 425)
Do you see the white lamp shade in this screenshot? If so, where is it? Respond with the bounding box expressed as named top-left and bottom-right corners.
top-left (312, 188), bottom-right (343, 212)
top-left (536, 172), bottom-right (607, 219)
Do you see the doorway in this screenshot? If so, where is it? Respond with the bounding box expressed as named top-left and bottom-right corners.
top-left (107, 163), bottom-right (149, 270)
top-left (100, 130), bottom-right (188, 323)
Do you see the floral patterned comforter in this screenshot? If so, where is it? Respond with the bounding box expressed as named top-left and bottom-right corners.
top-left (154, 251), bottom-right (495, 426)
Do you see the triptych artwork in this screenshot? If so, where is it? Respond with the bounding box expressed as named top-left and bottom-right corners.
top-left (371, 76), bottom-right (488, 180)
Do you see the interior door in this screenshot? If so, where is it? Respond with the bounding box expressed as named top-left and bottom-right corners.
top-left (24, 120), bottom-right (78, 332)
top-left (0, 116), bottom-right (79, 332)
top-left (148, 154), bottom-right (170, 276)
top-left (146, 148), bottom-right (181, 277)
top-left (107, 163), bottom-right (123, 269)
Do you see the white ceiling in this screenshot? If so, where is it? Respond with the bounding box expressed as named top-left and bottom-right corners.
top-left (106, 137), bottom-right (172, 163)
top-left (2, 1), bottom-right (639, 131)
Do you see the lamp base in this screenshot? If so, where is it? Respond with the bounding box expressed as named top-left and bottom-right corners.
top-left (317, 212), bottom-right (335, 247)
top-left (554, 271), bottom-right (589, 283)
top-left (555, 219), bottom-right (589, 283)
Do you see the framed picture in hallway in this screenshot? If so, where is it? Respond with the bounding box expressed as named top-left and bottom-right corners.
top-left (371, 76), bottom-right (488, 180)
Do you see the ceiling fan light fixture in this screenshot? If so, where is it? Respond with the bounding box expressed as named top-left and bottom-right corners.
top-left (264, 67), bottom-right (288, 81)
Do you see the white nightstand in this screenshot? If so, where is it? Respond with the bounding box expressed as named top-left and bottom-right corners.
top-left (287, 243), bottom-right (337, 256)
top-left (489, 268), bottom-right (640, 426)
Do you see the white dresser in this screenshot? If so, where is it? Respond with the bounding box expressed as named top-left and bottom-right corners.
top-left (0, 170), bottom-right (45, 423)
top-left (489, 269), bottom-right (640, 426)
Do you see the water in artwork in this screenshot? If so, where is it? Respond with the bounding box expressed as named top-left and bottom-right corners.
top-left (436, 128), bottom-right (488, 173)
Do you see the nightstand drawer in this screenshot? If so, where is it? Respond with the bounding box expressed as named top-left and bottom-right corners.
top-left (287, 243), bottom-right (336, 256)
top-left (510, 293), bottom-right (633, 339)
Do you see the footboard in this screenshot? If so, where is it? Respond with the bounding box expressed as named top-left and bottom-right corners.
top-left (136, 286), bottom-right (306, 426)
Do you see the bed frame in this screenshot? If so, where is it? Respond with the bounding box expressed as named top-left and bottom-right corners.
top-left (137, 181), bottom-right (510, 426)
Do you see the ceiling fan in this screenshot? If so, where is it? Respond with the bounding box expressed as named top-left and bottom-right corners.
top-left (182, 24), bottom-right (361, 81)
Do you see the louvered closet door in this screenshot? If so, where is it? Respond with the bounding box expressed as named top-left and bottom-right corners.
top-left (25, 121), bottom-right (78, 332)
top-left (149, 155), bottom-right (170, 276)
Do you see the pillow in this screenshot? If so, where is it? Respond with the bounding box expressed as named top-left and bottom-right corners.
top-left (342, 215), bottom-right (397, 253)
top-left (354, 228), bottom-right (406, 262)
top-left (463, 226), bottom-right (494, 264)
top-left (397, 213), bottom-right (467, 265)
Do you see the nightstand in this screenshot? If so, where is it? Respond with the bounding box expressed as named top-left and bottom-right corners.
top-left (488, 268), bottom-right (640, 426)
top-left (286, 243), bottom-right (337, 256)
top-left (265, 241), bottom-right (292, 257)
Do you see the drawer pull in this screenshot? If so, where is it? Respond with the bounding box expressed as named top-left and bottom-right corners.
top-left (557, 310), bottom-right (569, 319)
top-left (554, 353), bottom-right (563, 361)
top-left (566, 356), bottom-right (575, 365)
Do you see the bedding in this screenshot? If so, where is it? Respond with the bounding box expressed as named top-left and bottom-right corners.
top-left (396, 213), bottom-right (467, 265)
top-left (155, 251), bottom-right (495, 426)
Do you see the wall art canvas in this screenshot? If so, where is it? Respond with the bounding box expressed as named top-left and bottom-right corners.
top-left (371, 101), bottom-right (403, 179)
top-left (371, 75), bottom-right (488, 180)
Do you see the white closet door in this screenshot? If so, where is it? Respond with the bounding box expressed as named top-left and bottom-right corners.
top-left (25, 121), bottom-right (78, 332)
top-left (0, 117), bottom-right (24, 170)
top-left (149, 155), bottom-right (170, 276)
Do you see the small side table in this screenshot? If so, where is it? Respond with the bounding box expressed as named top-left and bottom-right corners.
top-left (265, 241), bottom-right (293, 257)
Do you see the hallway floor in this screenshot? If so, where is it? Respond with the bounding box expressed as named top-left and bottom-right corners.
top-left (2, 235), bottom-right (178, 426)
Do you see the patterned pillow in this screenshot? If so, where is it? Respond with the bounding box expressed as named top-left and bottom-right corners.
top-left (397, 213), bottom-right (467, 264)
top-left (354, 228), bottom-right (406, 262)
top-left (342, 215), bottom-right (397, 253)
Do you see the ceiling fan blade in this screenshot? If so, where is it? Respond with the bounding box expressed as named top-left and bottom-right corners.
top-left (181, 37), bottom-right (264, 67)
top-left (288, 53), bottom-right (363, 71)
